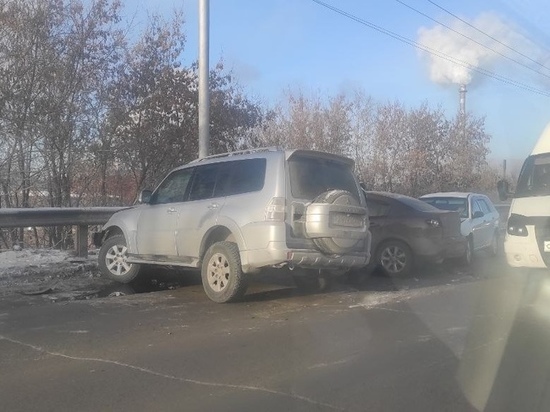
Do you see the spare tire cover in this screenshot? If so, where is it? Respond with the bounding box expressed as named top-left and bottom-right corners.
top-left (305, 190), bottom-right (366, 255)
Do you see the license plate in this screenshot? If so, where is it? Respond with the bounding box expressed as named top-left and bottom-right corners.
top-left (544, 241), bottom-right (550, 252)
top-left (331, 213), bottom-right (363, 227)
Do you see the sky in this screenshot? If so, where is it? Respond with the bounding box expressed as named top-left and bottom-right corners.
top-left (121, 0), bottom-right (550, 166)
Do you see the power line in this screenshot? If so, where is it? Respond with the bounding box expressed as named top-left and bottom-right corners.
top-left (426, 0), bottom-right (549, 71)
top-left (395, 0), bottom-right (550, 81)
top-left (310, 0), bottom-right (550, 98)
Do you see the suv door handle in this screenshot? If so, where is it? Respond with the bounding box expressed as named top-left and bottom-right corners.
top-left (208, 203), bottom-right (219, 210)
top-left (167, 207), bottom-right (177, 214)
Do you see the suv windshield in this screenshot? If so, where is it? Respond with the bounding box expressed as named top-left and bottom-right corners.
top-left (422, 197), bottom-right (469, 219)
top-left (288, 156), bottom-right (359, 200)
top-left (515, 154), bottom-right (550, 198)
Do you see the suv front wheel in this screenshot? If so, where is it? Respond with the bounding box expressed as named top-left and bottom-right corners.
top-left (98, 234), bottom-right (141, 283)
top-left (201, 241), bottom-right (248, 303)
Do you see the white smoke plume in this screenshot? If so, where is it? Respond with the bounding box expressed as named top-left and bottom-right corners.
top-left (417, 12), bottom-right (536, 85)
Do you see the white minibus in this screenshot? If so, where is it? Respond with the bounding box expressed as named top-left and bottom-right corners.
top-left (499, 123), bottom-right (550, 268)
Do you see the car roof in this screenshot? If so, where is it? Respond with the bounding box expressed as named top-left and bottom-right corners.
top-left (178, 147), bottom-right (354, 169)
top-left (420, 192), bottom-right (476, 199)
top-left (366, 191), bottom-right (417, 201)
top-left (365, 190), bottom-right (432, 202)
top-left (366, 191), bottom-right (443, 212)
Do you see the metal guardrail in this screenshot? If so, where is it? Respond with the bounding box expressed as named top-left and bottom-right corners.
top-left (0, 204), bottom-right (513, 258)
top-left (0, 207), bottom-right (127, 257)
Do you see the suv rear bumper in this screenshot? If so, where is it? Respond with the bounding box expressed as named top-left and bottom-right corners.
top-left (240, 233), bottom-right (371, 273)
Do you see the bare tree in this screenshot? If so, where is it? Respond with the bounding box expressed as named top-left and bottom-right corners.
top-left (254, 89), bottom-right (354, 155)
top-left (255, 88), bottom-right (493, 197)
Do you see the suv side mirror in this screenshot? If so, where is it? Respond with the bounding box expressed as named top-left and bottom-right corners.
top-left (497, 179), bottom-right (511, 201)
top-left (473, 211), bottom-right (484, 219)
top-left (138, 189), bottom-right (152, 204)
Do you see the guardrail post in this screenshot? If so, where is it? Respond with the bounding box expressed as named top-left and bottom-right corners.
top-left (76, 224), bottom-right (88, 258)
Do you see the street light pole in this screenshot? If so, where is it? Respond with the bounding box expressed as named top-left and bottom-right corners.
top-left (198, 0), bottom-right (210, 158)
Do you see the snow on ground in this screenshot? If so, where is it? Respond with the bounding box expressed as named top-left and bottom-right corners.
top-left (0, 248), bottom-right (70, 270)
top-left (0, 248), bottom-right (112, 301)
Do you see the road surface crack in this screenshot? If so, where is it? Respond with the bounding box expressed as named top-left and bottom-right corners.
top-left (0, 334), bottom-right (342, 411)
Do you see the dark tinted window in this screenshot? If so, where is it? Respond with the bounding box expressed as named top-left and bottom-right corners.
top-left (515, 154), bottom-right (550, 198)
top-left (151, 169), bottom-right (193, 204)
top-left (216, 159), bottom-right (266, 196)
top-left (289, 156), bottom-right (359, 200)
top-left (189, 164), bottom-right (220, 201)
top-left (367, 199), bottom-right (391, 217)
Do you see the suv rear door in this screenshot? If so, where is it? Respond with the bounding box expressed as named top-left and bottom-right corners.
top-left (175, 158), bottom-right (267, 261)
top-left (286, 152), bottom-right (368, 254)
top-left (174, 162), bottom-right (228, 262)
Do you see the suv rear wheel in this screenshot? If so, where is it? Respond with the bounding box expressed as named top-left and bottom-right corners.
top-left (201, 241), bottom-right (248, 303)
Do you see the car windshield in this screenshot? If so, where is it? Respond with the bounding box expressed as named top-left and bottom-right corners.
top-left (421, 197), bottom-right (469, 219)
top-left (515, 154), bottom-right (550, 198)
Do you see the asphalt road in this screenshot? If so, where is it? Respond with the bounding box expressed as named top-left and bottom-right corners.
top-left (1, 251), bottom-right (550, 412)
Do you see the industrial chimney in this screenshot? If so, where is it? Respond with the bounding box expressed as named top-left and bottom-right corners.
top-left (459, 84), bottom-right (467, 115)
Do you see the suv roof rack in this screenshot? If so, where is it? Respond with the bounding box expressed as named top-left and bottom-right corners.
top-left (190, 147), bottom-right (282, 163)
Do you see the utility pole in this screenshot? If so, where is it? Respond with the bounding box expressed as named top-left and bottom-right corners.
top-left (198, 0), bottom-right (210, 158)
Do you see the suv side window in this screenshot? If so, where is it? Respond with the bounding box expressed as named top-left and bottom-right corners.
top-left (151, 169), bottom-right (193, 204)
top-left (189, 164), bottom-right (221, 201)
top-left (221, 159), bottom-right (266, 196)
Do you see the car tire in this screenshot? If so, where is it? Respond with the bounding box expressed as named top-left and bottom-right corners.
top-left (376, 240), bottom-right (413, 276)
top-left (98, 234), bottom-right (141, 283)
top-left (489, 231), bottom-right (499, 256)
top-left (292, 269), bottom-right (332, 293)
top-left (201, 241), bottom-right (248, 303)
top-left (462, 237), bottom-right (474, 266)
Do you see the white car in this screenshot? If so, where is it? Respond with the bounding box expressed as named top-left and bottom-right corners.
top-left (419, 192), bottom-right (500, 264)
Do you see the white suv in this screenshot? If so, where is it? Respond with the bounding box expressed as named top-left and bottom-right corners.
top-left (94, 148), bottom-right (371, 303)
top-left (419, 192), bottom-right (500, 264)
